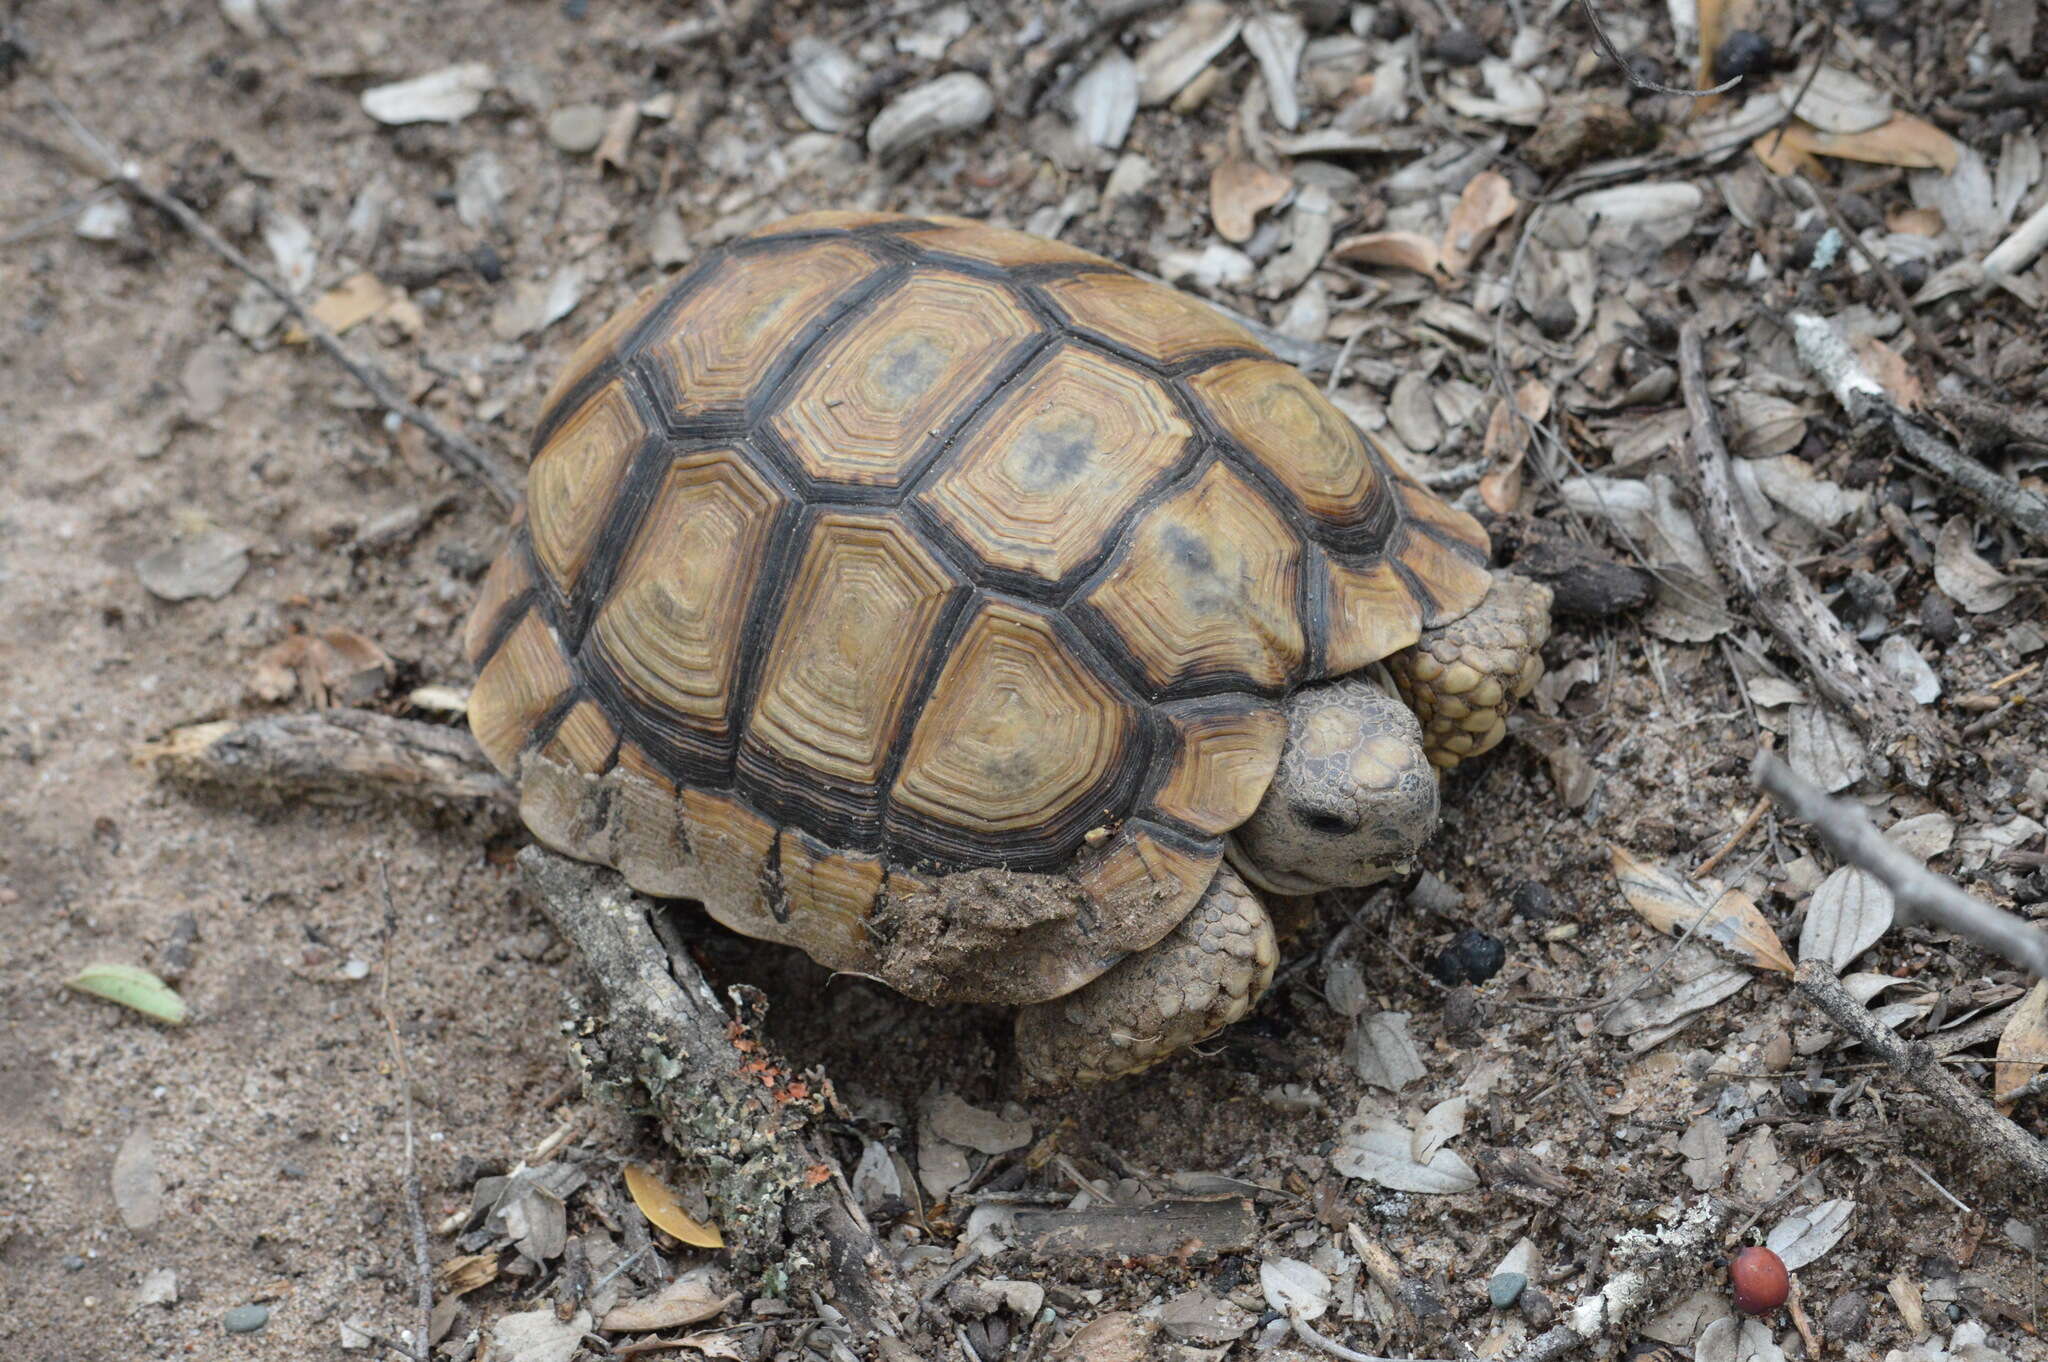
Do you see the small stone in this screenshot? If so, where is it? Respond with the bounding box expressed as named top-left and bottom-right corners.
top-left (1521, 1288), bottom-right (1556, 1327)
top-left (1823, 1291), bottom-right (1870, 1341)
top-left (1920, 592), bottom-right (1959, 645)
top-left (1488, 1272), bottom-right (1528, 1310)
top-left (1712, 30), bottom-right (1773, 84)
top-left (137, 528), bottom-right (251, 602)
top-left (1510, 881), bottom-right (1555, 920)
top-left (1431, 27), bottom-right (1487, 65)
top-left (62, 1255), bottom-right (86, 1272)
top-left (133, 1267), bottom-right (178, 1308)
top-left (546, 103), bottom-right (606, 154)
top-left (1532, 298), bottom-right (1577, 340)
top-left (223, 1304), bottom-right (271, 1334)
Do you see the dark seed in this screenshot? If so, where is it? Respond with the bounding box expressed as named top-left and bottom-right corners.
top-left (1510, 881), bottom-right (1554, 920)
top-left (1431, 27), bottom-right (1488, 66)
top-left (1712, 30), bottom-right (1774, 84)
top-left (1430, 928), bottom-right (1507, 985)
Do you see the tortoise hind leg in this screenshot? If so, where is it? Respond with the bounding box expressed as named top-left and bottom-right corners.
top-left (1386, 573), bottom-right (1552, 770)
top-left (1013, 865), bottom-right (1277, 1088)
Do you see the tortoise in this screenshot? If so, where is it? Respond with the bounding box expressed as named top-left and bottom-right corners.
top-left (462, 210), bottom-right (1552, 1088)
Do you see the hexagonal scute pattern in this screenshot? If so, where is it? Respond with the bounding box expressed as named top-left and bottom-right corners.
top-left (911, 217), bottom-right (1116, 269)
top-left (891, 599), bottom-right (1132, 837)
top-left (535, 278), bottom-right (668, 422)
top-left (1147, 697), bottom-right (1287, 836)
top-left (1186, 358), bottom-right (1389, 537)
top-left (919, 347), bottom-right (1192, 585)
top-left (468, 609), bottom-right (573, 775)
top-left (646, 239), bottom-right (876, 421)
top-left (744, 513), bottom-right (960, 788)
top-left (588, 449), bottom-right (786, 754)
top-left (1041, 270), bottom-right (1262, 364)
top-left (1086, 462), bottom-right (1305, 693)
top-left (527, 380), bottom-right (645, 596)
top-left (1323, 555), bottom-right (1426, 674)
top-left (771, 271), bottom-right (1042, 487)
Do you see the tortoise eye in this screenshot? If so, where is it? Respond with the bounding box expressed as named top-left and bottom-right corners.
top-left (1295, 807), bottom-right (1359, 837)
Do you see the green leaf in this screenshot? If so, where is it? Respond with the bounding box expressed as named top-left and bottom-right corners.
top-left (64, 963), bottom-right (189, 1025)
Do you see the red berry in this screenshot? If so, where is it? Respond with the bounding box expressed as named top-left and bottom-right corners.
top-left (1729, 1247), bottom-right (1789, 1315)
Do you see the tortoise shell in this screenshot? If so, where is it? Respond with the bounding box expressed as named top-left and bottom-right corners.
top-left (464, 211), bottom-right (1490, 1007)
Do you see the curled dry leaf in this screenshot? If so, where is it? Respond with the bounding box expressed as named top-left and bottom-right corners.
top-left (1135, 1), bottom-right (1243, 106)
top-left (1260, 1257), bottom-right (1333, 1322)
top-left (66, 962), bottom-right (189, 1025)
top-left (623, 1163), bottom-right (723, 1249)
top-left (600, 1266), bottom-right (736, 1332)
top-left (1329, 230), bottom-right (1447, 281)
top-left (1786, 65), bottom-right (1893, 134)
top-left (1241, 11), bottom-right (1307, 130)
top-left (1209, 158), bottom-right (1292, 244)
top-left (867, 72), bottom-right (994, 158)
top-left (251, 629), bottom-right (394, 707)
top-left (1346, 1010), bottom-right (1428, 1089)
top-left (1851, 335), bottom-right (1924, 410)
top-left (1994, 981), bottom-right (2048, 1104)
top-left (1441, 170), bottom-right (1519, 276)
top-left (1797, 866), bottom-right (1893, 972)
top-left (1331, 1118), bottom-right (1480, 1193)
top-left (1786, 703), bottom-right (1868, 793)
top-left (1610, 846), bottom-right (1794, 974)
top-left (1758, 115), bottom-right (1962, 176)
top-left (788, 36), bottom-right (865, 133)
top-left (1069, 51), bottom-right (1139, 150)
top-left (1765, 1198), bottom-right (1856, 1270)
top-left (1478, 378), bottom-right (1551, 513)
top-left (1934, 516), bottom-right (2016, 613)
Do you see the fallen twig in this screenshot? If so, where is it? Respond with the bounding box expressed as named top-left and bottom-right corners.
top-left (11, 96), bottom-right (522, 508)
top-left (1791, 311), bottom-right (2048, 546)
top-left (375, 866), bottom-right (433, 1362)
top-left (1677, 321), bottom-right (1952, 786)
top-left (1505, 1196), bottom-right (1735, 1362)
top-left (1793, 959), bottom-right (2048, 1189)
top-left (1752, 752), bottom-right (2048, 977)
top-left (516, 849), bottom-right (918, 1340)
top-left (133, 711), bottom-right (514, 814)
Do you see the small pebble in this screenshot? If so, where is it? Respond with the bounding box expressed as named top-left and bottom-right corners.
top-left (1521, 1288), bottom-right (1556, 1327)
top-left (62, 1255), bottom-right (86, 1272)
top-left (1510, 881), bottom-right (1555, 920)
top-left (1531, 298), bottom-right (1577, 340)
top-left (223, 1304), bottom-right (271, 1334)
top-left (1430, 27), bottom-right (1487, 65)
top-left (545, 103), bottom-right (606, 154)
top-left (1488, 1272), bottom-right (1528, 1309)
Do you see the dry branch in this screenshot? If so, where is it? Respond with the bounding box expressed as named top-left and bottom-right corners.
top-left (517, 849), bottom-right (917, 1341)
top-left (1506, 1196), bottom-right (1735, 1362)
top-left (1752, 752), bottom-right (2048, 977)
top-left (1676, 321), bottom-right (1953, 787)
top-left (134, 710), bottom-right (514, 813)
top-left (1793, 960), bottom-right (2048, 1191)
top-left (1791, 312), bottom-right (2048, 546)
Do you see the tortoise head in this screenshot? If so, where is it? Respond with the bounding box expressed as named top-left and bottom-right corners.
top-left (1228, 672), bottom-right (1439, 895)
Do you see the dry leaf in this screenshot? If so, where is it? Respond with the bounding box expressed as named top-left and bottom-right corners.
top-left (1210, 158), bottom-right (1292, 243)
top-left (595, 101), bottom-right (639, 172)
top-left (1776, 115), bottom-right (1962, 174)
top-left (287, 272), bottom-right (402, 341)
top-left (434, 1252), bottom-right (500, 1297)
top-left (1886, 206), bottom-right (1945, 236)
top-left (1345, 1011), bottom-right (1427, 1090)
top-left (1329, 230), bottom-right (1447, 281)
top-left (1610, 846), bottom-right (1795, 974)
top-left (251, 629), bottom-right (393, 707)
top-left (1797, 866), bottom-right (1893, 972)
top-left (1851, 336), bottom-right (1923, 410)
top-left (1934, 516), bottom-right (2016, 613)
top-left (1751, 129), bottom-right (1826, 180)
top-left (623, 1163), bottom-right (723, 1249)
top-left (600, 1267), bottom-right (736, 1332)
top-left (1440, 170), bottom-right (1519, 276)
top-left (1994, 981), bottom-right (2048, 1105)
top-left (1766, 1199), bottom-right (1856, 1270)
top-left (1478, 379), bottom-right (1550, 513)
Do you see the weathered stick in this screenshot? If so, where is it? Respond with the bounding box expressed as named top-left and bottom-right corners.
top-left (1505, 1196), bottom-right (1735, 1362)
top-left (1791, 312), bottom-right (2048, 546)
top-left (133, 710), bottom-right (514, 813)
top-left (1753, 752), bottom-right (2048, 977)
top-left (1793, 960), bottom-right (2048, 1189)
top-left (517, 849), bottom-right (916, 1341)
top-left (1676, 321), bottom-right (1952, 787)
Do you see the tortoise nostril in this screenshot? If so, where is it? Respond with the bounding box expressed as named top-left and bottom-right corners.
top-left (1296, 807), bottom-right (1359, 837)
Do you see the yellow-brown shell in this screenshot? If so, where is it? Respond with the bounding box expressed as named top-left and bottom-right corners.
top-left (465, 211), bottom-right (1490, 1006)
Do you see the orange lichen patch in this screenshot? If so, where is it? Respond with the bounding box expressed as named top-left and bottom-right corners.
top-left (648, 240), bottom-right (876, 420)
top-left (742, 209), bottom-right (914, 237)
top-left (1149, 699), bottom-right (1287, 835)
top-left (745, 514), bottom-right (958, 786)
top-left (1070, 822), bottom-right (1218, 953)
top-left (1389, 527), bottom-right (1493, 628)
top-left (1188, 358), bottom-right (1384, 532)
top-left (1323, 555), bottom-right (1426, 674)
top-left (589, 449), bottom-right (785, 743)
top-left (528, 381), bottom-right (646, 595)
top-left (891, 599), bottom-right (1131, 834)
top-left (462, 543), bottom-right (534, 667)
top-left (920, 347), bottom-right (1192, 583)
top-left (771, 271), bottom-right (1042, 486)
top-left (1087, 462), bottom-right (1305, 691)
top-left (540, 699), bottom-right (617, 774)
top-left (681, 788), bottom-right (779, 929)
top-left (776, 829), bottom-right (883, 973)
top-left (536, 278), bottom-right (669, 420)
top-left (1040, 270), bottom-right (1262, 362)
top-left (467, 611), bottom-right (573, 774)
top-left (914, 217), bottom-right (1115, 268)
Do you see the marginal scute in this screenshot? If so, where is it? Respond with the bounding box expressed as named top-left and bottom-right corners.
top-left (891, 598), bottom-right (1131, 841)
top-left (1086, 461), bottom-right (1304, 692)
top-left (519, 747), bottom-right (614, 864)
top-left (681, 788), bottom-right (781, 937)
top-left (536, 279), bottom-right (668, 422)
top-left (744, 513), bottom-right (958, 787)
top-left (462, 541), bottom-right (534, 667)
top-left (777, 830), bottom-right (883, 975)
top-left (1324, 555), bottom-right (1426, 673)
top-left (589, 448), bottom-right (785, 751)
top-left (771, 270), bottom-right (1042, 486)
top-left (1388, 461), bottom-right (1489, 556)
top-left (1149, 698), bottom-right (1288, 836)
top-left (1041, 270), bottom-right (1262, 362)
top-left (468, 610), bottom-right (573, 774)
top-left (919, 346), bottom-right (1192, 583)
top-left (914, 217), bottom-right (1114, 268)
top-left (1186, 357), bottom-right (1384, 533)
top-left (647, 239), bottom-right (876, 419)
top-left (744, 209), bottom-right (913, 237)
top-left (611, 745), bottom-right (696, 899)
top-left (1069, 821), bottom-right (1221, 962)
top-left (528, 381), bottom-right (645, 596)
top-left (546, 698), bottom-right (618, 774)
top-left (1388, 526), bottom-right (1493, 628)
